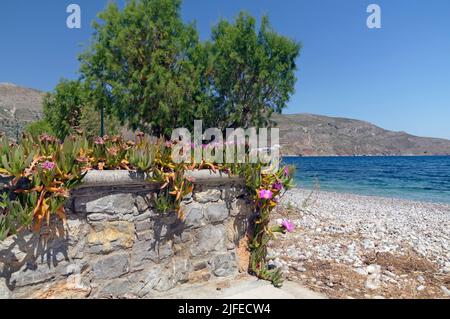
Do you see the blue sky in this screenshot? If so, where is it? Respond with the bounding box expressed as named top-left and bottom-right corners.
top-left (1, 0), bottom-right (449, 139)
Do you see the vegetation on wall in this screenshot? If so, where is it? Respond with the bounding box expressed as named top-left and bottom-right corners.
top-left (0, 132), bottom-right (294, 286)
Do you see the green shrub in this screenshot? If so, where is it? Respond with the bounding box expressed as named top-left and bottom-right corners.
top-left (24, 120), bottom-right (54, 137)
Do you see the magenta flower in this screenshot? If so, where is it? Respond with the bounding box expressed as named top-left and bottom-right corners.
top-left (41, 161), bottom-right (56, 171)
top-left (39, 134), bottom-right (57, 143)
top-left (94, 137), bottom-right (105, 145)
top-left (165, 141), bottom-right (173, 148)
top-left (281, 219), bottom-right (295, 233)
top-left (272, 181), bottom-right (283, 191)
top-left (283, 167), bottom-right (290, 177)
top-left (258, 189), bottom-right (273, 200)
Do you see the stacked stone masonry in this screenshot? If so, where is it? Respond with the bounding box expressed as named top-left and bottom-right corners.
top-left (0, 170), bottom-right (254, 298)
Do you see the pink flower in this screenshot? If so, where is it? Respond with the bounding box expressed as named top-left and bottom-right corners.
top-left (258, 189), bottom-right (273, 200)
top-left (272, 181), bottom-right (283, 191)
top-left (281, 219), bottom-right (295, 233)
top-left (41, 161), bottom-right (56, 171)
top-left (107, 146), bottom-right (119, 156)
top-left (283, 166), bottom-right (290, 177)
top-left (39, 134), bottom-right (58, 143)
top-left (94, 137), bottom-right (105, 145)
top-left (165, 141), bottom-right (173, 148)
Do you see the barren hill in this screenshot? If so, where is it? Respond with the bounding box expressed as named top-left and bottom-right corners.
top-left (0, 83), bottom-right (44, 139)
top-left (274, 113), bottom-right (450, 156)
top-left (1, 83), bottom-right (449, 156)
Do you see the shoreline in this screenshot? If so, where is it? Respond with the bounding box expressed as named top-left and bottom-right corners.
top-left (281, 154), bottom-right (450, 158)
top-left (282, 154), bottom-right (450, 158)
top-left (271, 188), bottom-right (450, 299)
top-left (289, 186), bottom-right (450, 206)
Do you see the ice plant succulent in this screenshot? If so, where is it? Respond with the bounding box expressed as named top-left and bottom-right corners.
top-left (248, 164), bottom-right (295, 287)
top-left (0, 132), bottom-right (295, 288)
top-left (283, 166), bottom-right (290, 177)
top-left (272, 181), bottom-right (283, 191)
top-left (281, 219), bottom-right (295, 233)
top-left (94, 137), bottom-right (105, 145)
top-left (258, 189), bottom-right (273, 200)
top-left (41, 161), bottom-right (56, 171)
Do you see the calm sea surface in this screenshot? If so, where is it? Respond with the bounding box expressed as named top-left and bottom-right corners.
top-left (282, 156), bottom-right (450, 204)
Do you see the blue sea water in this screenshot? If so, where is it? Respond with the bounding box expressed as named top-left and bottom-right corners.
top-left (282, 156), bottom-right (450, 204)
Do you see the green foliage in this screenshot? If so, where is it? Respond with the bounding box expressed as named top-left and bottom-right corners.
top-left (79, 100), bottom-right (120, 139)
top-left (0, 192), bottom-right (36, 241)
top-left (0, 131), bottom-right (296, 288)
top-left (79, 0), bottom-right (206, 138)
top-left (205, 13), bottom-right (301, 129)
top-left (57, 136), bottom-right (86, 175)
top-left (245, 164), bottom-right (295, 287)
top-left (79, 0), bottom-right (300, 135)
top-left (0, 144), bottom-right (34, 178)
top-left (91, 136), bottom-right (130, 169)
top-left (153, 190), bottom-right (173, 215)
top-left (0, 193), bottom-right (9, 241)
top-left (43, 80), bottom-right (85, 140)
top-left (4, 0), bottom-right (301, 284)
top-left (0, 135), bottom-right (10, 169)
top-left (43, 79), bottom-right (120, 139)
top-left (128, 138), bottom-right (156, 171)
top-left (24, 120), bottom-right (55, 137)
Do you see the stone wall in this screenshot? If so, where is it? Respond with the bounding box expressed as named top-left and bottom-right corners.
top-left (0, 170), bottom-right (254, 299)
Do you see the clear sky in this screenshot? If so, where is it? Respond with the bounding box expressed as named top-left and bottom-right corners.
top-left (1, 0), bottom-right (449, 139)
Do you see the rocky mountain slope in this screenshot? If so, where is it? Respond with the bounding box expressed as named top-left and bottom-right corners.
top-left (0, 83), bottom-right (44, 139)
top-left (1, 83), bottom-right (449, 156)
top-left (273, 113), bottom-right (450, 156)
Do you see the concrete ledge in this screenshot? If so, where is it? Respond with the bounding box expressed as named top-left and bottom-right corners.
top-left (78, 170), bottom-right (152, 188)
top-left (185, 169), bottom-right (244, 185)
top-left (78, 169), bottom-right (244, 189)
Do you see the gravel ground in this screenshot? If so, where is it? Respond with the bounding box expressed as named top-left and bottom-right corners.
top-left (269, 188), bottom-right (450, 299)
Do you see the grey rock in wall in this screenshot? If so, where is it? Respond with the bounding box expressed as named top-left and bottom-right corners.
top-left (205, 202), bottom-right (229, 223)
top-left (194, 189), bottom-right (221, 203)
top-left (75, 193), bottom-right (138, 215)
top-left (0, 278), bottom-right (11, 299)
top-left (92, 253), bottom-right (130, 279)
top-left (182, 203), bottom-right (205, 229)
top-left (211, 253), bottom-right (237, 277)
top-left (191, 225), bottom-right (226, 257)
top-left (0, 173), bottom-right (252, 299)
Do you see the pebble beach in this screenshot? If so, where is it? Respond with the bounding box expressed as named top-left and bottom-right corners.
top-left (269, 188), bottom-right (450, 299)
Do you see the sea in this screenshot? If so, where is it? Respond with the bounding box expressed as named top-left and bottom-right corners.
top-left (282, 156), bottom-right (450, 204)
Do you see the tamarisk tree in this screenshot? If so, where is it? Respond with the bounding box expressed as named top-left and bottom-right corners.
top-left (79, 0), bottom-right (206, 138)
top-left (204, 13), bottom-right (301, 129)
top-left (78, 0), bottom-right (300, 137)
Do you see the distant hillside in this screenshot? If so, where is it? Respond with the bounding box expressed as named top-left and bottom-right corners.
top-left (0, 83), bottom-right (44, 139)
top-left (274, 113), bottom-right (450, 156)
top-left (1, 83), bottom-right (449, 156)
